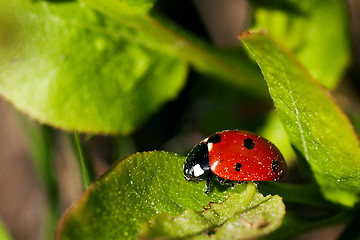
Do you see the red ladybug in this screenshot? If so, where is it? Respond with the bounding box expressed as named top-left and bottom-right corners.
top-left (183, 130), bottom-right (287, 193)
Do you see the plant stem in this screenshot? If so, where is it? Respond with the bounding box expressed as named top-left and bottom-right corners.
top-left (14, 112), bottom-right (59, 240)
top-left (73, 133), bottom-right (91, 189)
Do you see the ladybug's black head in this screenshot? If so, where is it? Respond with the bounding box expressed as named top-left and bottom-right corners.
top-left (183, 142), bottom-right (210, 182)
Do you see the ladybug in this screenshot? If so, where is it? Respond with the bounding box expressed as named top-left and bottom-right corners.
top-left (183, 130), bottom-right (287, 193)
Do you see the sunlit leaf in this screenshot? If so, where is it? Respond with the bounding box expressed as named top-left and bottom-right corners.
top-left (240, 31), bottom-right (360, 206)
top-left (57, 151), bottom-right (285, 239)
top-left (0, 0), bottom-right (187, 134)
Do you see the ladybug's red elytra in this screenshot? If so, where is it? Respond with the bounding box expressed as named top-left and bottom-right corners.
top-left (183, 130), bottom-right (287, 193)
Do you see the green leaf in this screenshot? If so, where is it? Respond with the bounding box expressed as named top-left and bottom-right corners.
top-left (0, 0), bottom-right (187, 135)
top-left (260, 111), bottom-right (295, 165)
top-left (80, 0), bottom-right (156, 19)
top-left (112, 0), bottom-right (157, 14)
top-left (57, 151), bottom-right (285, 239)
top-left (251, 0), bottom-right (350, 89)
top-left (139, 193), bottom-right (284, 240)
top-left (79, 0), bottom-right (267, 95)
top-left (240, 32), bottom-right (360, 206)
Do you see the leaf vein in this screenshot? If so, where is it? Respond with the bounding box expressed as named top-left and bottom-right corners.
top-left (288, 87), bottom-right (309, 161)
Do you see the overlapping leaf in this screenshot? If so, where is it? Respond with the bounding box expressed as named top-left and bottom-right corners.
top-left (241, 31), bottom-right (360, 206)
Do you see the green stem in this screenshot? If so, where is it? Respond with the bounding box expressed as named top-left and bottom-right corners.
top-left (73, 133), bottom-right (91, 189)
top-left (13, 113), bottom-right (59, 240)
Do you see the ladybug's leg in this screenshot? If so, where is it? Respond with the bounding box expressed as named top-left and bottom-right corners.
top-left (205, 171), bottom-right (213, 194)
top-left (231, 181), bottom-right (243, 189)
top-left (217, 176), bottom-right (226, 185)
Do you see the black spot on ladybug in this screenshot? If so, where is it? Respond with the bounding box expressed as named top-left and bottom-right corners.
top-left (244, 138), bottom-right (255, 149)
top-left (272, 159), bottom-right (279, 174)
top-left (207, 133), bottom-right (221, 144)
top-left (235, 162), bottom-right (242, 172)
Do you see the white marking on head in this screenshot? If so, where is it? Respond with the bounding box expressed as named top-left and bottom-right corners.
top-left (207, 142), bottom-right (213, 152)
top-left (193, 164), bottom-right (205, 177)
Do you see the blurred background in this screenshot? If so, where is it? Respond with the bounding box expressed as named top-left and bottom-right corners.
top-left (0, 0), bottom-right (359, 239)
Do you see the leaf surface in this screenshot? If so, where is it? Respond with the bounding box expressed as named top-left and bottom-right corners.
top-left (0, 0), bottom-right (186, 134)
top-left (57, 151), bottom-right (285, 240)
top-left (240, 32), bottom-right (360, 206)
top-left (80, 0), bottom-right (267, 94)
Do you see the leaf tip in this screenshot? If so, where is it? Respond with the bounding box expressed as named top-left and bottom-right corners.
top-left (237, 30), bottom-right (251, 39)
top-left (238, 29), bottom-right (268, 40)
